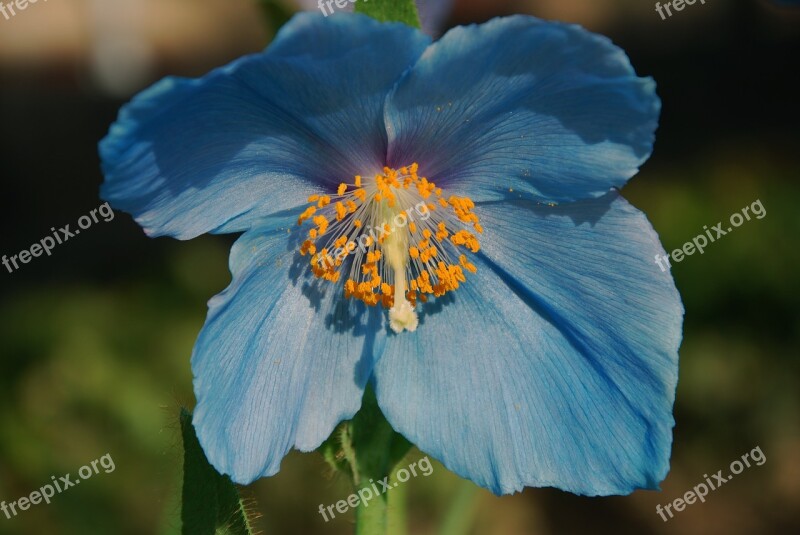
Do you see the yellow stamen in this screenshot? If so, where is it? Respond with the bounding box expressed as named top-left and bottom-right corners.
top-left (295, 162), bottom-right (482, 332)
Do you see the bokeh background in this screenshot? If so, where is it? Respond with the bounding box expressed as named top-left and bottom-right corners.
top-left (1, 0), bottom-right (798, 533)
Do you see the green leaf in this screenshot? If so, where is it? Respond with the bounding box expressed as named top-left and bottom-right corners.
top-left (355, 0), bottom-right (421, 28)
top-left (180, 409), bottom-right (256, 535)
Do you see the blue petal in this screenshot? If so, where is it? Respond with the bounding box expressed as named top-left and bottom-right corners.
top-left (100, 13), bottom-right (430, 239)
top-left (191, 212), bottom-right (387, 484)
top-left (385, 16), bottom-right (660, 203)
top-left (373, 193), bottom-right (682, 495)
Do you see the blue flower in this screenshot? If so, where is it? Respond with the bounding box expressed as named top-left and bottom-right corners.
top-left (99, 13), bottom-right (683, 496)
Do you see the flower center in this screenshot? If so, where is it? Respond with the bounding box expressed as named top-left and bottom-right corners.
top-left (297, 163), bottom-right (482, 333)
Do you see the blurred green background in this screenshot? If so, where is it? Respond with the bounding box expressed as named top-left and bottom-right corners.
top-left (0, 0), bottom-right (798, 534)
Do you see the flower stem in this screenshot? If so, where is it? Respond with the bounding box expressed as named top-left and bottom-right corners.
top-left (319, 387), bottom-right (412, 535)
top-left (355, 488), bottom-right (389, 535)
top-left (387, 473), bottom-right (409, 535)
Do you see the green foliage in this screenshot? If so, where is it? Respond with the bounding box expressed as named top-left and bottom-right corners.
top-left (181, 409), bottom-right (255, 535)
top-left (355, 0), bottom-right (421, 28)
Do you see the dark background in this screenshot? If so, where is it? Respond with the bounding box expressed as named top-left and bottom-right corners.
top-left (1, 0), bottom-right (798, 533)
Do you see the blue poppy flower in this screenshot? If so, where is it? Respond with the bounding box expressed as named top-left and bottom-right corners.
top-left (99, 13), bottom-right (683, 496)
